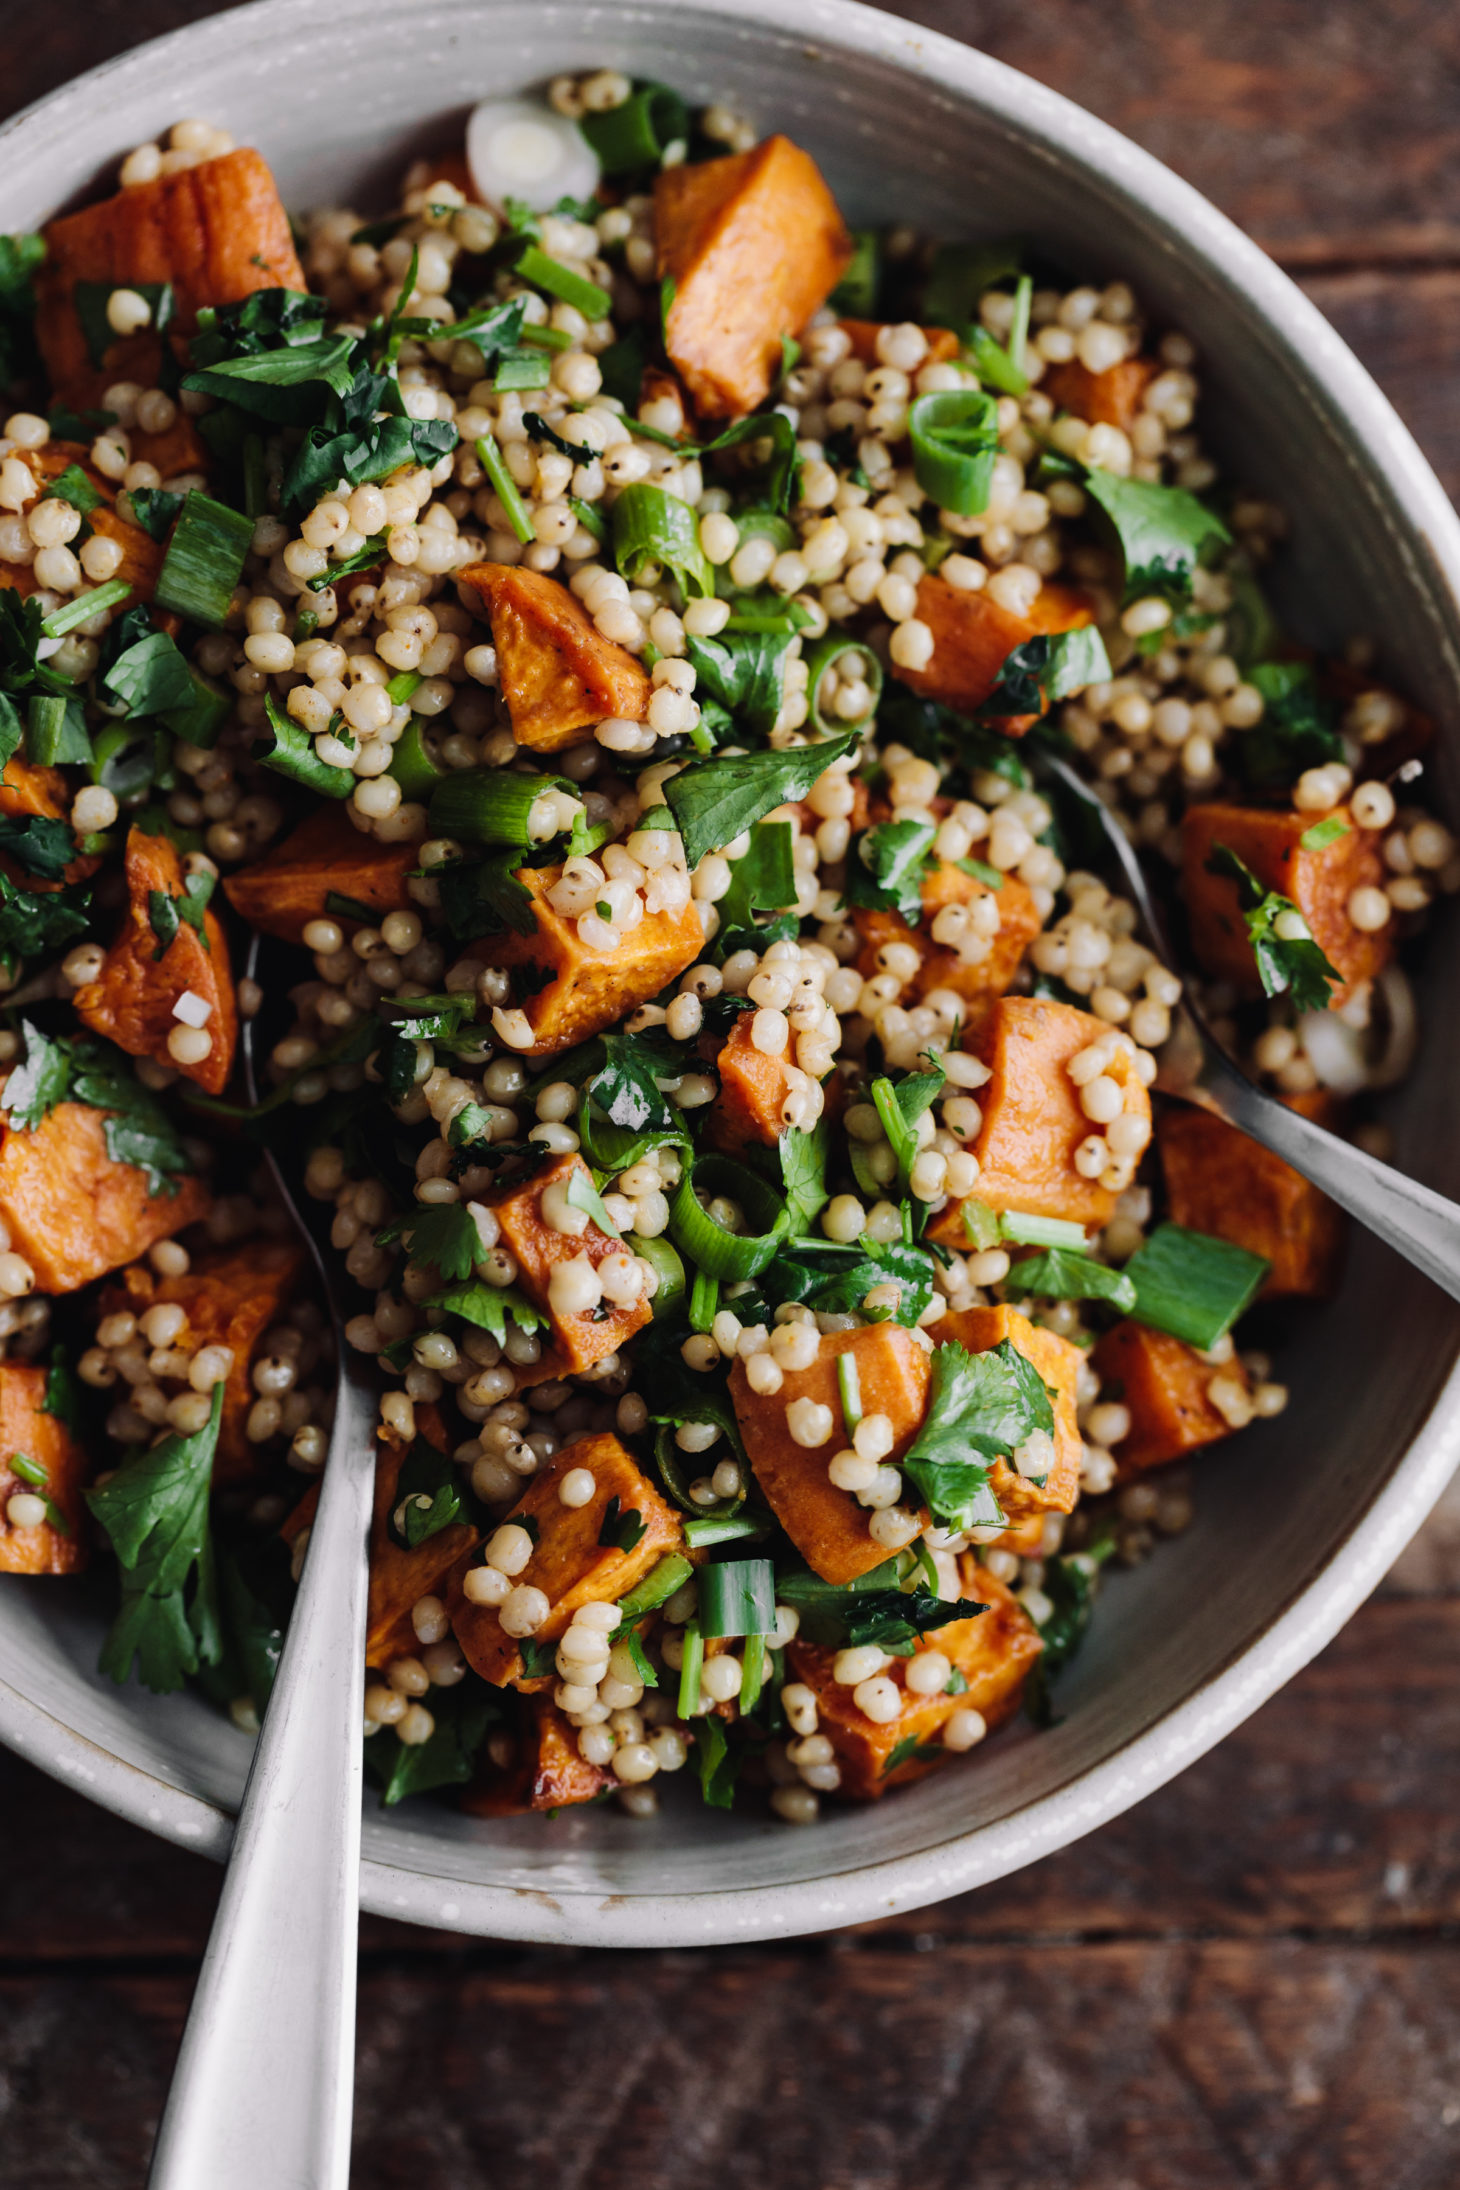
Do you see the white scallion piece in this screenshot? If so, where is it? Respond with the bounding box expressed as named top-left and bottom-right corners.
top-left (465, 98), bottom-right (600, 214)
top-left (172, 990), bottom-right (213, 1028)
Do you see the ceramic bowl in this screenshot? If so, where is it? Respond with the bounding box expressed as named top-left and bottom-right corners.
top-left (2, 0), bottom-right (1458, 1949)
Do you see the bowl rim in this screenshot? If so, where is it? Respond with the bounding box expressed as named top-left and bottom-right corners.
top-left (3, 0), bottom-right (1460, 1949)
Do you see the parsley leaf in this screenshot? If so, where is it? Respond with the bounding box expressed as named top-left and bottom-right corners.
top-left (662, 732), bottom-right (859, 869)
top-left (585, 1031), bottom-right (679, 1134)
top-left (389, 1431), bottom-right (472, 1550)
top-left (100, 628), bottom-right (198, 719)
top-left (598, 1493), bottom-right (648, 1554)
top-left (980, 626), bottom-right (1112, 721)
top-left (1, 1018), bottom-right (72, 1128)
top-left (713, 820), bottom-right (798, 955)
top-left (10, 1031), bottom-right (195, 1195)
top-left (1076, 466), bottom-right (1230, 605)
top-left (147, 871), bottom-right (215, 959)
top-left (0, 875), bottom-right (92, 966)
top-left (767, 1237), bottom-right (937, 1329)
top-left (86, 1384), bottom-right (224, 1693)
top-left (0, 813), bottom-right (77, 879)
top-left (364, 1676), bottom-right (498, 1806)
top-left (1205, 842), bottom-right (1343, 1010)
top-left (683, 626), bottom-right (796, 738)
top-left (1004, 1246), bottom-right (1137, 1314)
top-left (1238, 661), bottom-right (1344, 792)
top-left (776, 1561), bottom-right (985, 1653)
top-left (393, 1201), bottom-right (482, 1283)
top-left (845, 819), bottom-right (935, 926)
top-left (779, 1116), bottom-right (830, 1234)
top-left (422, 1278), bottom-right (547, 1339)
top-left (901, 1338), bottom-right (1056, 1531)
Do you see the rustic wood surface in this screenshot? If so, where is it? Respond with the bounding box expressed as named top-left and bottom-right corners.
top-left (4, 4), bottom-right (1460, 2183)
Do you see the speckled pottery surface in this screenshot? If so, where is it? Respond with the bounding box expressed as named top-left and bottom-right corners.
top-left (1, 0), bottom-right (1458, 1949)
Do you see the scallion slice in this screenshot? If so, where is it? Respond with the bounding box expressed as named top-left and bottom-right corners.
top-left (617, 1552), bottom-right (695, 1619)
top-left (683, 1510), bottom-right (771, 1550)
top-left (677, 1619), bottom-right (704, 1719)
top-left (960, 1199), bottom-right (1003, 1252)
top-left (427, 766), bottom-right (574, 845)
top-left (26, 694), bottom-right (91, 766)
top-left (513, 243), bottom-right (611, 320)
top-left (475, 434), bottom-right (535, 546)
top-left (669, 1154), bottom-right (790, 1281)
top-left (579, 82), bottom-right (690, 174)
top-left (258, 693), bottom-right (355, 800)
top-left (388, 720), bottom-right (446, 802)
top-left (837, 1352), bottom-right (863, 1435)
top-left (738, 1631), bottom-right (767, 1715)
top-left (569, 494), bottom-right (606, 543)
top-left (154, 491), bottom-right (254, 629)
top-left (966, 324), bottom-right (1028, 397)
top-left (159, 666), bottom-right (231, 751)
top-left (804, 631), bottom-right (883, 735)
top-left (39, 576), bottom-right (131, 639)
top-left (1000, 1211), bottom-right (1088, 1250)
top-left (908, 388), bottom-right (1000, 517)
top-left (612, 480), bottom-right (713, 598)
top-left (1125, 1222), bottom-right (1270, 1349)
top-left (689, 1267), bottom-right (720, 1334)
top-left (632, 1233), bottom-right (687, 1322)
top-left (490, 349), bottom-right (553, 393)
top-left (698, 1557), bottom-right (777, 1640)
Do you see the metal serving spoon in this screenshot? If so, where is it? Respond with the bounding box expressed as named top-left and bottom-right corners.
top-left (1034, 747), bottom-right (1460, 1304)
top-left (148, 936), bottom-right (376, 2190)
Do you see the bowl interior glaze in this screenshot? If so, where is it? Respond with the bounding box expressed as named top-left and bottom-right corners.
top-left (2, 0), bottom-right (1459, 1948)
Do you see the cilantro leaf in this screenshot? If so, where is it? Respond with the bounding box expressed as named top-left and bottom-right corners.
top-left (767, 1237), bottom-right (937, 1329)
top-left (396, 1201), bottom-right (482, 1283)
top-left (1205, 842), bottom-right (1343, 1011)
top-left (565, 1164), bottom-right (621, 1237)
top-left (436, 850), bottom-right (537, 941)
top-left (1, 1018), bottom-right (72, 1128)
top-left (389, 1431), bottom-right (473, 1550)
top-left (1238, 662), bottom-right (1344, 792)
top-left (126, 487), bottom-right (185, 542)
top-left (693, 1716), bottom-right (741, 1809)
top-left (100, 628), bottom-right (197, 719)
top-left (585, 1032), bottom-right (679, 1133)
top-left (1078, 467), bottom-right (1230, 606)
top-left (1004, 1246), bottom-right (1137, 1314)
top-left (0, 875), bottom-right (92, 966)
top-left (662, 732), bottom-right (859, 869)
top-left (423, 1278), bottom-right (547, 1339)
top-left (148, 871), bottom-right (215, 959)
top-left (598, 1493), bottom-right (647, 1554)
top-left (980, 626), bottom-right (1112, 721)
top-left (683, 625), bottom-right (796, 738)
top-left (39, 461), bottom-right (104, 523)
top-left (86, 1384), bottom-right (224, 1693)
top-left (779, 1115), bottom-right (830, 1233)
top-left (713, 820), bottom-right (798, 955)
top-left (901, 1338), bottom-right (1056, 1531)
top-left (844, 819), bottom-right (935, 926)
top-left (0, 813), bottom-right (77, 879)
top-left (776, 1560), bottom-right (984, 1652)
top-left (364, 1676), bottom-right (498, 1806)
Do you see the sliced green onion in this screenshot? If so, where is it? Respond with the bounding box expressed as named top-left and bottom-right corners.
top-left (961, 1200), bottom-right (1003, 1252)
top-left (1007, 1247), bottom-right (1137, 1314)
top-left (309, 533), bottom-right (385, 592)
top-left (155, 491), bottom-right (254, 630)
top-left (923, 238), bottom-right (1025, 333)
top-left (804, 631), bottom-right (883, 735)
top-left (1125, 1222), bottom-right (1270, 1350)
top-left (490, 349), bottom-right (553, 393)
top-left (612, 480), bottom-right (713, 598)
top-left (677, 1618), bottom-right (704, 1718)
top-left (324, 891), bottom-right (378, 924)
top-left (689, 1267), bottom-right (720, 1333)
top-left (39, 577), bottom-right (131, 639)
top-left (698, 1558), bottom-right (777, 1640)
top-left (90, 719), bottom-right (160, 799)
top-left (738, 1630), bottom-right (767, 1715)
top-left (617, 1552), bottom-right (695, 1618)
top-left (579, 82), bottom-right (690, 174)
top-left (1000, 1211), bottom-right (1087, 1250)
top-left (1006, 274), bottom-right (1033, 380)
top-left (683, 1510), bottom-right (771, 1550)
top-left (908, 388), bottom-right (1000, 517)
top-left (966, 323), bottom-right (1028, 397)
top-left (569, 494), bottom-right (606, 542)
top-left (26, 694), bottom-right (91, 766)
top-left (513, 243), bottom-right (611, 320)
top-left (829, 229), bottom-right (881, 316)
top-left (385, 669), bottom-right (423, 708)
top-left (837, 1352), bottom-right (863, 1435)
top-left (427, 766), bottom-right (574, 844)
top-left (475, 434), bottom-right (534, 546)
top-left (389, 719), bottom-right (446, 802)
top-left (521, 323), bottom-right (574, 353)
top-left (669, 1154), bottom-right (790, 1281)
top-left (258, 692), bottom-right (355, 800)
top-left (958, 855), bottom-right (1004, 890)
top-left (159, 666), bottom-right (231, 751)
top-left (1300, 814), bottom-right (1350, 851)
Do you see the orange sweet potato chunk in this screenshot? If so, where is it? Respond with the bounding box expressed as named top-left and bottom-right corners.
top-left (0, 1097), bottom-right (208, 1293)
top-left (487, 863), bottom-right (704, 1058)
top-left (930, 1302), bottom-right (1083, 1521)
top-left (460, 1695), bottom-right (612, 1816)
top-left (447, 1432), bottom-right (682, 1687)
top-left (786, 1558), bottom-right (1041, 1798)
top-left (0, 1362), bottom-right (90, 1574)
top-left (930, 996), bottom-right (1151, 1238)
top-left (655, 136), bottom-right (853, 418)
top-left (854, 861), bottom-right (1042, 1036)
top-left (460, 563), bottom-right (650, 752)
top-left (1181, 801), bottom-right (1392, 1008)
top-left (1158, 1093), bottom-right (1346, 1300)
top-left (838, 320), bottom-right (959, 367)
top-left (486, 1153), bottom-right (651, 1375)
top-left (366, 1402), bottom-right (480, 1669)
top-left (1092, 1319), bottom-right (1248, 1478)
top-left (222, 806), bottom-right (416, 945)
top-left (706, 1008), bottom-right (800, 1154)
top-left (35, 147), bottom-right (305, 412)
top-left (73, 828), bottom-right (237, 1096)
top-left (1042, 355), bottom-right (1157, 430)
top-left (731, 1323), bottom-right (931, 1585)
top-left (896, 575), bottom-right (1094, 727)
top-left (3, 444), bottom-right (166, 606)
top-left (151, 1240), bottom-right (305, 1481)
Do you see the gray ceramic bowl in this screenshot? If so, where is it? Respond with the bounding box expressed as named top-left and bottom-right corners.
top-left (2, 0), bottom-right (1458, 1949)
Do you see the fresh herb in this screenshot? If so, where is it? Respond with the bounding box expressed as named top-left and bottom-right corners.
top-left (86, 1384), bottom-right (223, 1693)
top-left (579, 79), bottom-right (690, 172)
top-left (147, 871), bottom-right (215, 959)
top-left (0, 813), bottom-right (77, 879)
top-left (768, 1236), bottom-right (938, 1330)
top-left (565, 1163), bottom-right (622, 1238)
top-left (901, 1339), bottom-right (1056, 1531)
top-left (1026, 1533), bottom-right (1117, 1727)
top-left (42, 1344), bottom-right (85, 1436)
top-left (154, 491), bottom-right (255, 629)
top-left (684, 625), bottom-right (796, 738)
top-left (1205, 841), bottom-right (1342, 1010)
top-left (612, 479), bottom-right (713, 598)
top-left (7, 1452), bottom-right (69, 1535)
top-left (126, 487), bottom-right (185, 542)
top-left (779, 1116), bottom-right (830, 1234)
top-left (1004, 1246), bottom-right (1137, 1313)
top-left (1077, 465), bottom-right (1231, 606)
top-left (38, 462), bottom-right (104, 524)
top-left (598, 1494), bottom-right (648, 1555)
top-left (1239, 661), bottom-right (1344, 792)
top-left (907, 388), bottom-right (1000, 516)
top-left (662, 732), bottom-right (858, 869)
top-left (73, 279), bottom-right (173, 368)
top-left (713, 820), bottom-right (798, 952)
top-left (585, 1031), bottom-right (680, 1134)
top-left (1125, 1222), bottom-right (1269, 1350)
top-left (257, 692), bottom-right (355, 800)
top-left (365, 1677), bottom-right (497, 1806)
top-left (867, 1069), bottom-right (945, 1206)
top-left (1, 1026), bottom-right (191, 1194)
top-left (845, 819), bottom-right (935, 926)
top-left (981, 626), bottom-right (1112, 721)
top-left (830, 229), bottom-right (881, 316)
top-left (922, 236), bottom-right (1025, 332)
top-left (421, 1278), bottom-right (547, 1341)
top-left (101, 626), bottom-right (197, 721)
top-left (693, 1714), bottom-right (741, 1809)
top-left (0, 874), bottom-right (93, 966)
top-left (880, 1733), bottom-right (944, 1778)
top-left (388, 1432), bottom-right (471, 1549)
top-left (387, 1201), bottom-right (481, 1283)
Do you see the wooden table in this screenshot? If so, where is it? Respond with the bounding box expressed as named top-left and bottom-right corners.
top-left (4, 5), bottom-right (1460, 2182)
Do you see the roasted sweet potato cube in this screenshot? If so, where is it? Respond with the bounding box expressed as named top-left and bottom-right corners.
top-left (5, 444), bottom-right (165, 606)
top-left (1181, 801), bottom-right (1392, 1008)
top-left (930, 997), bottom-right (1152, 1238)
top-left (1093, 1319), bottom-right (1249, 1478)
top-left (366, 1403), bottom-right (480, 1668)
top-left (655, 136), bottom-right (852, 418)
top-left (706, 1008), bottom-right (800, 1153)
top-left (447, 1432), bottom-right (682, 1687)
top-left (35, 147), bottom-right (305, 412)
top-left (222, 806), bottom-right (416, 945)
top-left (460, 1695), bottom-right (612, 1815)
top-left (1158, 1092), bottom-right (1346, 1300)
top-left (786, 1559), bottom-right (1042, 1798)
top-left (460, 563), bottom-right (650, 752)
top-left (0, 750), bottom-right (67, 822)
top-left (485, 1153), bottom-right (651, 1375)
top-left (0, 1362), bottom-right (90, 1574)
top-left (838, 320), bottom-right (959, 367)
top-left (487, 862), bottom-right (704, 1058)
top-left (73, 828), bottom-right (237, 1096)
top-left (0, 1097), bottom-right (208, 1293)
top-left (896, 575), bottom-right (1094, 727)
top-left (854, 861), bottom-right (1042, 1034)
top-left (730, 1323), bottom-right (931, 1585)
top-left (148, 1240), bottom-right (305, 1480)
top-left (1042, 355), bottom-right (1158, 430)
top-left (929, 1302), bottom-right (1084, 1522)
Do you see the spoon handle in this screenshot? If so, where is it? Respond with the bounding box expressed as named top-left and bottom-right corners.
top-left (147, 1362), bottom-right (378, 2190)
top-left (1199, 1053), bottom-right (1460, 1304)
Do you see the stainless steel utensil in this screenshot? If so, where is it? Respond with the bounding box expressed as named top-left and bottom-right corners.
top-left (1036, 746), bottom-right (1460, 1302)
top-left (147, 937), bottom-right (375, 2190)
